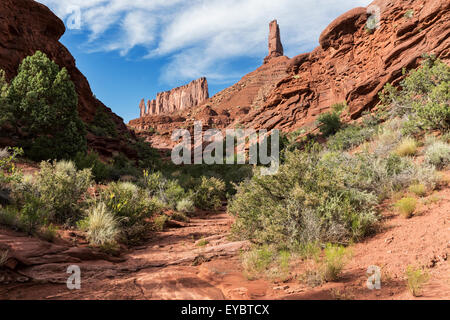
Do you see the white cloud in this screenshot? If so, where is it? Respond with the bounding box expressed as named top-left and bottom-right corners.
top-left (37, 0), bottom-right (373, 85)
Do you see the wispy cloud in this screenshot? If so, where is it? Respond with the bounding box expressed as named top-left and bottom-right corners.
top-left (37, 0), bottom-right (372, 84)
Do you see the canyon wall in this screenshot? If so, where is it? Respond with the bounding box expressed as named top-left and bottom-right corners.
top-left (140, 77), bottom-right (209, 116)
top-left (240, 0), bottom-right (450, 131)
top-left (0, 0), bottom-right (136, 157)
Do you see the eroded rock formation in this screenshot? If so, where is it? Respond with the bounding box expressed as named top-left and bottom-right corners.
top-left (241, 0), bottom-right (450, 131)
top-left (0, 0), bottom-right (136, 157)
top-left (129, 20), bottom-right (290, 139)
top-left (264, 20), bottom-right (284, 64)
top-left (141, 77), bottom-right (209, 116)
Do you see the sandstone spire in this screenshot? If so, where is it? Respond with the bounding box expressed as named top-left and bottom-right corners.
top-left (139, 99), bottom-right (146, 117)
top-left (265, 20), bottom-right (284, 63)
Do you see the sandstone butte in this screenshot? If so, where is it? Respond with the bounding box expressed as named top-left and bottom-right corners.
top-left (0, 0), bottom-right (137, 158)
top-left (129, 0), bottom-right (449, 150)
top-left (140, 77), bottom-right (209, 117)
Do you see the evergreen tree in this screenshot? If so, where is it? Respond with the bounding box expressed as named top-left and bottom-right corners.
top-left (7, 51), bottom-right (86, 160)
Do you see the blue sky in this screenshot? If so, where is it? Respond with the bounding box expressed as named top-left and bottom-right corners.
top-left (37, 0), bottom-right (372, 123)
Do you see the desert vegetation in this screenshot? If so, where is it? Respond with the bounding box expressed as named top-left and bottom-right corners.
top-left (230, 57), bottom-right (449, 282)
top-left (0, 52), bottom-right (448, 299)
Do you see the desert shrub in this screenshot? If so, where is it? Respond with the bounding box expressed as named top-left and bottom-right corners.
top-left (7, 51), bottom-right (86, 160)
top-left (424, 140), bottom-right (450, 169)
top-left (34, 161), bottom-right (92, 224)
top-left (162, 180), bottom-right (186, 209)
top-left (322, 244), bottom-right (350, 281)
top-left (409, 183), bottom-right (427, 197)
top-left (406, 266), bottom-right (429, 297)
top-left (395, 137), bottom-right (417, 157)
top-left (100, 182), bottom-right (162, 243)
top-left (327, 124), bottom-right (377, 151)
top-left (193, 176), bottom-right (226, 210)
top-left (316, 103), bottom-right (345, 137)
top-left (74, 151), bottom-right (112, 182)
top-left (176, 198), bottom-right (195, 214)
top-left (230, 149), bottom-right (379, 248)
top-left (153, 214), bottom-right (168, 231)
top-left (0, 147), bottom-right (23, 186)
top-left (379, 57), bottom-right (449, 132)
top-left (80, 202), bottom-right (120, 247)
top-left (241, 245), bottom-right (275, 280)
top-left (395, 197), bottom-right (417, 218)
top-left (18, 194), bottom-right (50, 233)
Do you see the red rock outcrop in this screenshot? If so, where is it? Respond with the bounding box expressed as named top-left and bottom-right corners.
top-left (129, 20), bottom-right (290, 143)
top-left (264, 20), bottom-right (284, 64)
top-left (141, 77), bottom-right (209, 116)
top-left (241, 0), bottom-right (450, 131)
top-left (0, 0), bottom-right (137, 157)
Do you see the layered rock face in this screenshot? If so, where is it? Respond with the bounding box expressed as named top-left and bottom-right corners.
top-left (0, 0), bottom-right (136, 157)
top-left (141, 77), bottom-right (209, 116)
top-left (241, 0), bottom-right (450, 131)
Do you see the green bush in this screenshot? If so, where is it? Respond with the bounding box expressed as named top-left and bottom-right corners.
top-left (380, 57), bottom-right (449, 132)
top-left (327, 124), bottom-right (377, 151)
top-left (230, 149), bottom-right (379, 248)
top-left (100, 181), bottom-right (162, 243)
top-left (88, 107), bottom-right (118, 138)
top-left (34, 161), bottom-right (92, 224)
top-left (193, 176), bottom-right (226, 210)
top-left (7, 51), bottom-right (87, 160)
top-left (162, 180), bottom-right (186, 209)
top-left (316, 103), bottom-right (345, 137)
top-left (74, 151), bottom-right (112, 182)
top-left (0, 147), bottom-right (23, 185)
top-left (424, 140), bottom-right (450, 169)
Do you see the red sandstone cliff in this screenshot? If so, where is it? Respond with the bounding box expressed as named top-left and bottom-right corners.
top-left (141, 77), bottom-right (209, 116)
top-left (131, 0), bottom-right (449, 150)
top-left (241, 0), bottom-right (450, 131)
top-left (0, 0), bottom-right (136, 157)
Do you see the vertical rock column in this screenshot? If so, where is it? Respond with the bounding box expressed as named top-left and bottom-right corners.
top-left (264, 20), bottom-right (284, 64)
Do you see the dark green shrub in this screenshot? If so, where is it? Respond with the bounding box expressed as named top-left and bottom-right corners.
top-left (88, 107), bottom-right (118, 138)
top-left (316, 103), bottom-right (345, 137)
top-left (74, 151), bottom-right (112, 182)
top-left (7, 51), bottom-right (87, 160)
